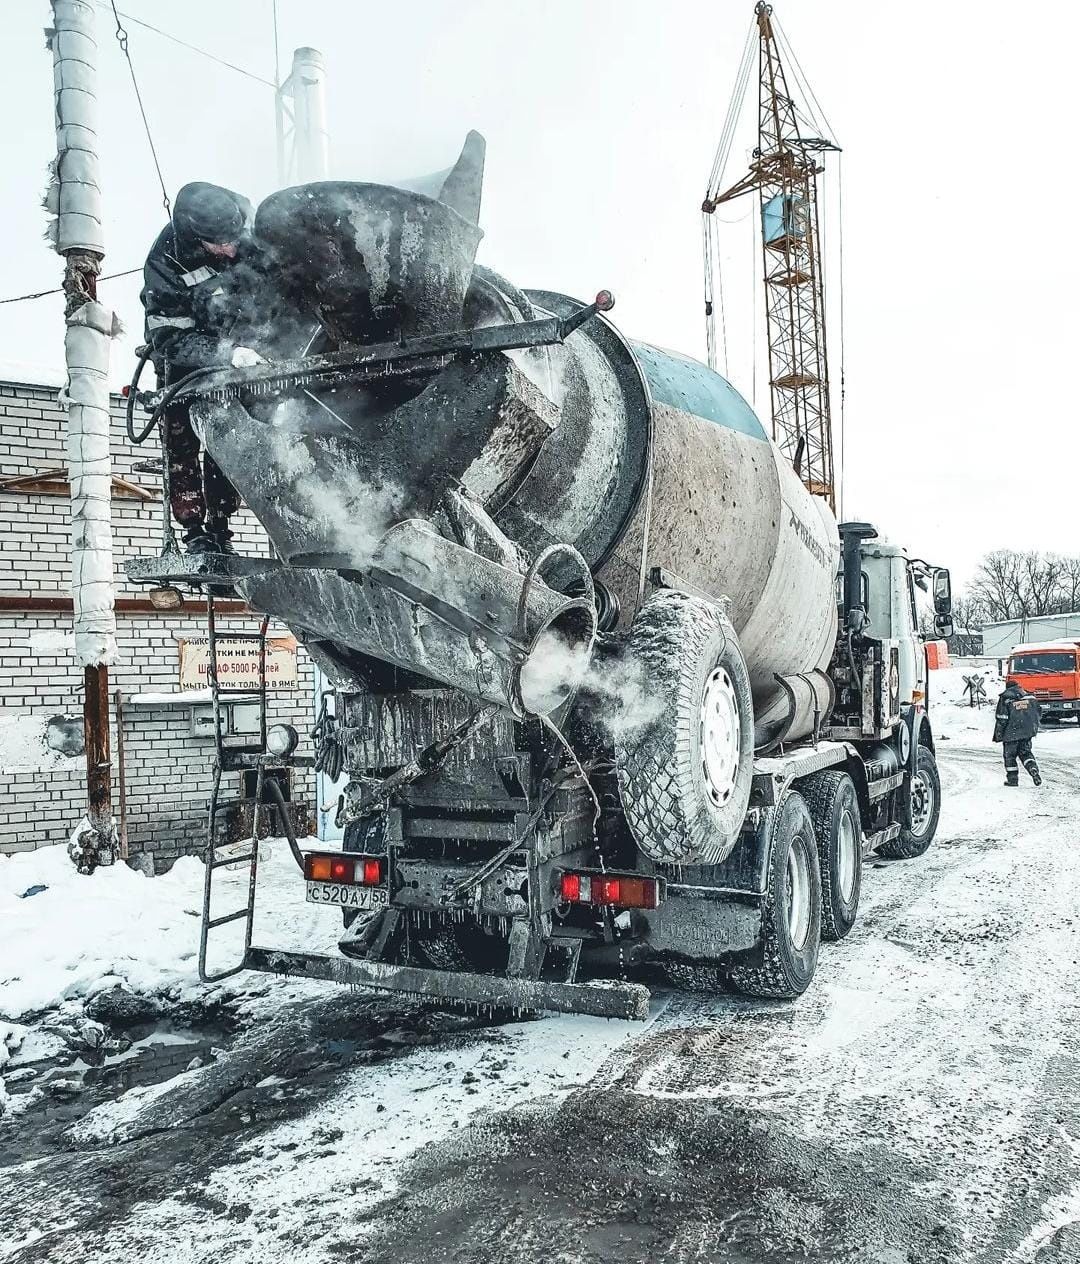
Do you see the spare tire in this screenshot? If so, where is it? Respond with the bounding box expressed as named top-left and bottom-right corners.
top-left (615, 590), bottom-right (754, 865)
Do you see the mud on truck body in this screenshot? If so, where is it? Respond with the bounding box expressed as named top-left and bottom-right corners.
top-left (128, 134), bottom-right (954, 1019)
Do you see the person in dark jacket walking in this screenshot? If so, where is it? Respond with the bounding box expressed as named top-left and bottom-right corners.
top-left (993, 680), bottom-right (1042, 786)
top-left (141, 182), bottom-right (256, 556)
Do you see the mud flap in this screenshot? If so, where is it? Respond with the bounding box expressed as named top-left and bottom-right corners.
top-left (246, 947), bottom-right (651, 1020)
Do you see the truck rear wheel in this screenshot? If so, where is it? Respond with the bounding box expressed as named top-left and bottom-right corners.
top-left (726, 791), bottom-right (821, 999)
top-left (803, 770), bottom-right (862, 942)
top-left (879, 745), bottom-right (940, 860)
top-left (615, 590), bottom-right (754, 865)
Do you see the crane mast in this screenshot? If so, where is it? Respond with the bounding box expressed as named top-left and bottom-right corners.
top-left (703, 2), bottom-right (839, 509)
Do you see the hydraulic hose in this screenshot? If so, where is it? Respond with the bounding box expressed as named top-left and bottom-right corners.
top-left (125, 345), bottom-right (156, 444)
top-left (264, 774), bottom-right (307, 874)
top-left (128, 362), bottom-right (231, 446)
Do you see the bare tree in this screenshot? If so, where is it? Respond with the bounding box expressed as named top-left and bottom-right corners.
top-left (951, 595), bottom-right (983, 636)
top-left (948, 594), bottom-right (984, 656)
top-left (970, 551), bottom-right (1025, 621)
top-left (1060, 555), bottom-right (1080, 614)
top-left (967, 549), bottom-right (1080, 622)
top-left (1022, 551), bottom-right (1064, 616)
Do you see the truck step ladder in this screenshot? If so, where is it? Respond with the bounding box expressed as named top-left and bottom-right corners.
top-left (198, 592), bottom-right (273, 983)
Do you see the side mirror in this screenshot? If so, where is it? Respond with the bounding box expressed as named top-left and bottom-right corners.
top-left (935, 613), bottom-right (954, 639)
top-left (933, 568), bottom-right (952, 615)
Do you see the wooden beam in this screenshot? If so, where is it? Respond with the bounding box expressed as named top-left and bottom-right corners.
top-left (0, 470), bottom-right (159, 501)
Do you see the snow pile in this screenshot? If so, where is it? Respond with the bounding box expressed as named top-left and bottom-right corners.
top-left (0, 842), bottom-right (339, 1022)
top-left (0, 712), bottom-right (72, 775)
top-left (930, 660), bottom-right (1002, 746)
top-left (0, 360), bottom-right (67, 389)
top-left (128, 688), bottom-right (212, 707)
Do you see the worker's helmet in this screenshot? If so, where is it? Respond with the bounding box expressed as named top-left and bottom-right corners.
top-left (174, 182), bottom-right (246, 246)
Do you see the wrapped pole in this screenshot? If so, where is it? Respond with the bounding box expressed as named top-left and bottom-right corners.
top-left (45, 0), bottom-right (119, 873)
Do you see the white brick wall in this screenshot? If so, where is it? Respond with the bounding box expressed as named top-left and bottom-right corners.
top-left (0, 378), bottom-right (316, 870)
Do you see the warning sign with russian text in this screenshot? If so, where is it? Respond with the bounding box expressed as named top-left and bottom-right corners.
top-left (178, 637), bottom-right (298, 691)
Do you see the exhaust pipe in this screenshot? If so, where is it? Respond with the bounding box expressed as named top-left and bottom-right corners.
top-left (235, 520), bottom-right (596, 717)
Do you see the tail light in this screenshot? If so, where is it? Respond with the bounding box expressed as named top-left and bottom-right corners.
top-left (304, 853), bottom-right (384, 885)
top-left (558, 869), bottom-right (663, 910)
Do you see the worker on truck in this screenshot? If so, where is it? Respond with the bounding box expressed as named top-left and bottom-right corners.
top-left (993, 680), bottom-right (1042, 787)
top-left (140, 182), bottom-right (254, 557)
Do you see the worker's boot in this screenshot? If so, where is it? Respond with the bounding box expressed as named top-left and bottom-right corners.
top-left (1025, 759), bottom-right (1042, 787)
top-left (182, 523), bottom-right (216, 557)
top-left (207, 518), bottom-right (238, 557)
top-left (1004, 771), bottom-right (1018, 787)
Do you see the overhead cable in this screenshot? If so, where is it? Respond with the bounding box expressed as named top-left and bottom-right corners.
top-left (773, 16), bottom-right (838, 145)
top-left (0, 268), bottom-right (141, 306)
top-left (109, 1), bottom-right (172, 216)
top-left (98, 4), bottom-right (275, 89)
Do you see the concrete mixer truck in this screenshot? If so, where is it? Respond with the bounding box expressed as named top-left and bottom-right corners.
top-left (128, 132), bottom-right (953, 1019)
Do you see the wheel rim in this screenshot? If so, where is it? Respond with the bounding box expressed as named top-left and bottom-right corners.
top-left (909, 768), bottom-right (935, 838)
top-left (785, 835), bottom-right (812, 950)
top-left (837, 809), bottom-right (859, 904)
top-left (700, 667), bottom-right (741, 807)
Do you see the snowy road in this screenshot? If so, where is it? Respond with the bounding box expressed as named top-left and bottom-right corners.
top-left (2, 692), bottom-right (1080, 1263)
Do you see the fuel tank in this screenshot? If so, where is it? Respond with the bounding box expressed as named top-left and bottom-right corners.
top-left (192, 135), bottom-right (839, 739)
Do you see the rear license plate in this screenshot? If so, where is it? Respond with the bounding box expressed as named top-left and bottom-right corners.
top-left (305, 882), bottom-right (389, 910)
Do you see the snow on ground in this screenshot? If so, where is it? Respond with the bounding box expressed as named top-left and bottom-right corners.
top-left (934, 657), bottom-right (1080, 759)
top-left (87, 1008), bottom-right (641, 1263)
top-left (0, 837), bottom-right (647, 1263)
top-left (0, 840), bottom-right (340, 1023)
top-left (2, 665), bottom-right (1079, 1261)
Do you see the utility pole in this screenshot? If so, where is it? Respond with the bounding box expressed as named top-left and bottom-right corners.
top-left (46, 0), bottom-right (119, 873)
top-left (276, 46), bottom-right (330, 184)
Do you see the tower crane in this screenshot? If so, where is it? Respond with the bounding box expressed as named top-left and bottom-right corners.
top-left (703, 2), bottom-right (840, 510)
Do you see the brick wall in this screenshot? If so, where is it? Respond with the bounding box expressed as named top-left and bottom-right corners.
top-left (0, 376), bottom-right (316, 870)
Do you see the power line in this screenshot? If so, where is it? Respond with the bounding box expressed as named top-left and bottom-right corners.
top-left (0, 269), bottom-right (142, 307)
top-left (98, 4), bottom-right (276, 89)
top-left (109, 2), bottom-right (172, 216)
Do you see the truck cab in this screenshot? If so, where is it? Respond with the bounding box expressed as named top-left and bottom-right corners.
top-left (858, 540), bottom-right (926, 709)
top-left (1007, 641), bottom-right (1080, 722)
top-left (838, 532), bottom-right (951, 730)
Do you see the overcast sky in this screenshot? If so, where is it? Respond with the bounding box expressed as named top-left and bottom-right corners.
top-left (3, 0), bottom-right (1076, 587)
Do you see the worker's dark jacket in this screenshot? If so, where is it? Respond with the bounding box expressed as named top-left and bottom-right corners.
top-left (993, 684), bottom-right (1040, 743)
top-left (140, 184), bottom-right (256, 379)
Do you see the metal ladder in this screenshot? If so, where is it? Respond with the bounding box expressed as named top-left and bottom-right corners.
top-left (198, 593), bottom-right (275, 983)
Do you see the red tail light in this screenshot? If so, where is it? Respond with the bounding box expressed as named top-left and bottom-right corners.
top-left (304, 853), bottom-right (385, 886)
top-left (560, 873), bottom-right (582, 902)
top-left (558, 870), bottom-right (663, 910)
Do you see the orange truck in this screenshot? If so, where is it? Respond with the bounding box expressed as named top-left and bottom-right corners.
top-left (1007, 640), bottom-right (1080, 723)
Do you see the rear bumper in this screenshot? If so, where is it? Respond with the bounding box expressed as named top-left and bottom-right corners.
top-left (245, 946), bottom-right (651, 1020)
top-left (1035, 698), bottom-right (1080, 714)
